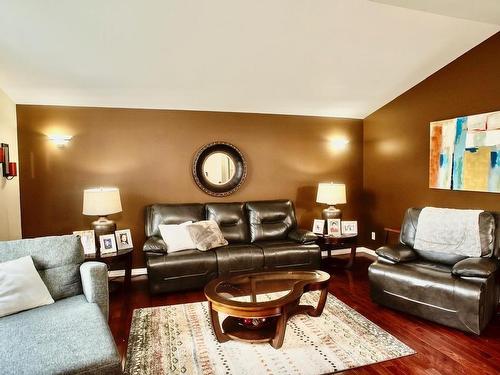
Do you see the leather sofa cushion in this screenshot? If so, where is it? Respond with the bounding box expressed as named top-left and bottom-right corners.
top-left (452, 258), bottom-right (498, 278)
top-left (400, 208), bottom-right (496, 265)
top-left (246, 200), bottom-right (297, 242)
top-left (143, 236), bottom-right (167, 252)
top-left (288, 229), bottom-right (318, 244)
top-left (145, 204), bottom-right (204, 237)
top-left (376, 245), bottom-right (418, 263)
top-left (215, 244), bottom-right (264, 276)
top-left (206, 203), bottom-right (250, 243)
top-left (145, 249), bottom-right (218, 293)
top-left (255, 240), bottom-right (320, 270)
top-left (404, 259), bottom-right (453, 274)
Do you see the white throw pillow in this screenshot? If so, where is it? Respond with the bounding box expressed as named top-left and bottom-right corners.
top-left (0, 256), bottom-right (54, 318)
top-left (158, 221), bottom-right (197, 253)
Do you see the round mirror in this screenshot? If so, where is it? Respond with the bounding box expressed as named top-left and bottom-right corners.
top-left (193, 142), bottom-right (247, 197)
top-left (202, 152), bottom-right (236, 185)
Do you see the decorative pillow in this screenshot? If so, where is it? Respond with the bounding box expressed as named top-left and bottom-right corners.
top-left (158, 221), bottom-right (196, 253)
top-left (0, 256), bottom-right (54, 318)
top-left (187, 220), bottom-right (228, 251)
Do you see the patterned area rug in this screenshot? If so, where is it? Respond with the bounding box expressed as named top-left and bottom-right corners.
top-left (125, 292), bottom-right (414, 374)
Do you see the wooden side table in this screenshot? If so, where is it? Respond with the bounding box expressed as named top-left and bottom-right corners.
top-left (84, 247), bottom-right (133, 291)
top-left (316, 234), bottom-right (358, 269)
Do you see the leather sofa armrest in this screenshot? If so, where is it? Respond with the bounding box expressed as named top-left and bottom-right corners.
top-left (452, 258), bottom-right (498, 278)
top-left (288, 228), bottom-right (318, 244)
top-left (143, 236), bottom-right (167, 253)
top-left (375, 245), bottom-right (418, 263)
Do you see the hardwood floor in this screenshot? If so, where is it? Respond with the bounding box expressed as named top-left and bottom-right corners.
top-left (109, 255), bottom-right (500, 374)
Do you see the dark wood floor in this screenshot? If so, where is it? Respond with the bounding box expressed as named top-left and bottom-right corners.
top-left (109, 255), bottom-right (500, 374)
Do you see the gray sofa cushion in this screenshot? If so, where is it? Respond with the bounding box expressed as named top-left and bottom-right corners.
top-left (0, 235), bottom-right (84, 301)
top-left (0, 295), bottom-right (121, 375)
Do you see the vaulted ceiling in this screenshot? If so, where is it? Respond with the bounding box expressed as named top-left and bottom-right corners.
top-left (0, 0), bottom-right (498, 119)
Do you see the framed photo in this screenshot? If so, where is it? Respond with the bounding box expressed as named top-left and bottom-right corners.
top-left (115, 229), bottom-right (133, 250)
top-left (312, 219), bottom-right (325, 234)
top-left (327, 219), bottom-right (341, 237)
top-left (341, 221), bottom-right (358, 235)
top-left (73, 230), bottom-right (96, 255)
top-left (99, 234), bottom-right (117, 254)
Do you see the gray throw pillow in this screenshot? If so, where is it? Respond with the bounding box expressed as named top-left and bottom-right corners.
top-left (187, 220), bottom-right (228, 251)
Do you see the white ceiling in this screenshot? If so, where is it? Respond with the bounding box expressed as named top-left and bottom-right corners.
top-left (0, 0), bottom-right (498, 119)
top-left (370, 0), bottom-right (500, 25)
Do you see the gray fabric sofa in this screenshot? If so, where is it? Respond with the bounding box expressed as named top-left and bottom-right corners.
top-left (0, 235), bottom-right (122, 375)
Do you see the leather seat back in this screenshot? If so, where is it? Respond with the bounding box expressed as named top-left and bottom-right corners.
top-left (206, 202), bottom-right (250, 243)
top-left (246, 200), bottom-right (297, 242)
top-left (145, 203), bottom-right (205, 237)
top-left (400, 207), bottom-right (497, 265)
top-left (493, 212), bottom-right (500, 259)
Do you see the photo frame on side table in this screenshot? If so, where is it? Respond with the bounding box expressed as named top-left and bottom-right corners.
top-left (327, 219), bottom-right (341, 237)
top-left (312, 219), bottom-right (325, 234)
top-left (341, 221), bottom-right (358, 235)
top-left (115, 229), bottom-right (133, 250)
top-left (73, 230), bottom-right (96, 255)
top-left (99, 234), bottom-right (117, 255)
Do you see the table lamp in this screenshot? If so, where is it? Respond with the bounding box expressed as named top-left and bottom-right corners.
top-left (83, 187), bottom-right (122, 246)
top-left (316, 182), bottom-right (346, 220)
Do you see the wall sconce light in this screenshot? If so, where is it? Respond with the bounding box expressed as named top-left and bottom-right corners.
top-left (48, 135), bottom-right (73, 147)
top-left (0, 143), bottom-right (18, 180)
top-left (329, 138), bottom-right (350, 150)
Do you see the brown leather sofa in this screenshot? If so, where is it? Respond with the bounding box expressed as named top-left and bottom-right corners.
top-left (369, 208), bottom-right (499, 334)
top-left (143, 200), bottom-right (320, 294)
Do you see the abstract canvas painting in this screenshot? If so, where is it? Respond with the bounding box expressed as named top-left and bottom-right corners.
top-left (429, 111), bottom-right (500, 193)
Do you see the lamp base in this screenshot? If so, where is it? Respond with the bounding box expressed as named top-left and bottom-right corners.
top-left (321, 206), bottom-right (342, 221)
top-left (92, 216), bottom-right (116, 254)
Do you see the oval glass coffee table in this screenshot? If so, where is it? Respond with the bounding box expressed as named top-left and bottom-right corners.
top-left (204, 270), bottom-right (330, 349)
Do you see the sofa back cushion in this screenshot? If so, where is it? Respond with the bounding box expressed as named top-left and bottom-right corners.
top-left (145, 204), bottom-right (204, 237)
top-left (400, 207), bottom-right (497, 265)
top-left (246, 200), bottom-right (297, 242)
top-left (0, 235), bottom-right (84, 301)
top-left (206, 203), bottom-right (249, 243)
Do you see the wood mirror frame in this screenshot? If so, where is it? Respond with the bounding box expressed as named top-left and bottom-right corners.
top-left (192, 141), bottom-right (247, 197)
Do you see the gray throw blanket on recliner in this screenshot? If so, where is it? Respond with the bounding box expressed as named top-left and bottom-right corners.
top-left (414, 207), bottom-right (483, 257)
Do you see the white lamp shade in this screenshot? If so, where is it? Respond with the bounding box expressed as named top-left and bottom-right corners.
top-left (82, 187), bottom-right (122, 216)
top-left (316, 183), bottom-right (346, 205)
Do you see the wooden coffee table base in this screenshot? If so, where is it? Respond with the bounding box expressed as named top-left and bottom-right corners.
top-left (208, 287), bottom-right (329, 349)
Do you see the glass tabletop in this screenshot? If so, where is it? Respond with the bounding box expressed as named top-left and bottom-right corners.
top-left (212, 270), bottom-right (328, 304)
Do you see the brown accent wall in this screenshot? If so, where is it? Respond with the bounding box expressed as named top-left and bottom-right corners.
top-left (17, 106), bottom-right (363, 266)
top-left (363, 32), bottom-right (500, 247)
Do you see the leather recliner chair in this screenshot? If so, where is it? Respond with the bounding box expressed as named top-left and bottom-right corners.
top-left (143, 200), bottom-right (320, 294)
top-left (369, 208), bottom-right (499, 334)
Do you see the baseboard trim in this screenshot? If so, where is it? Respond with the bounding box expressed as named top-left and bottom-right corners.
top-left (109, 268), bottom-right (148, 278)
top-left (322, 246), bottom-right (376, 258)
top-left (107, 247), bottom-right (376, 278)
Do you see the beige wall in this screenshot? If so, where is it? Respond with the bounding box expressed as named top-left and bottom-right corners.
top-left (0, 88), bottom-right (21, 240)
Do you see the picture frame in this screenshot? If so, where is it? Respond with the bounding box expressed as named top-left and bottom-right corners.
top-left (115, 229), bottom-right (133, 250)
top-left (73, 230), bottom-right (96, 255)
top-left (327, 219), bottom-right (341, 237)
top-left (312, 219), bottom-right (325, 234)
top-left (99, 234), bottom-right (117, 254)
top-left (341, 221), bottom-right (358, 235)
